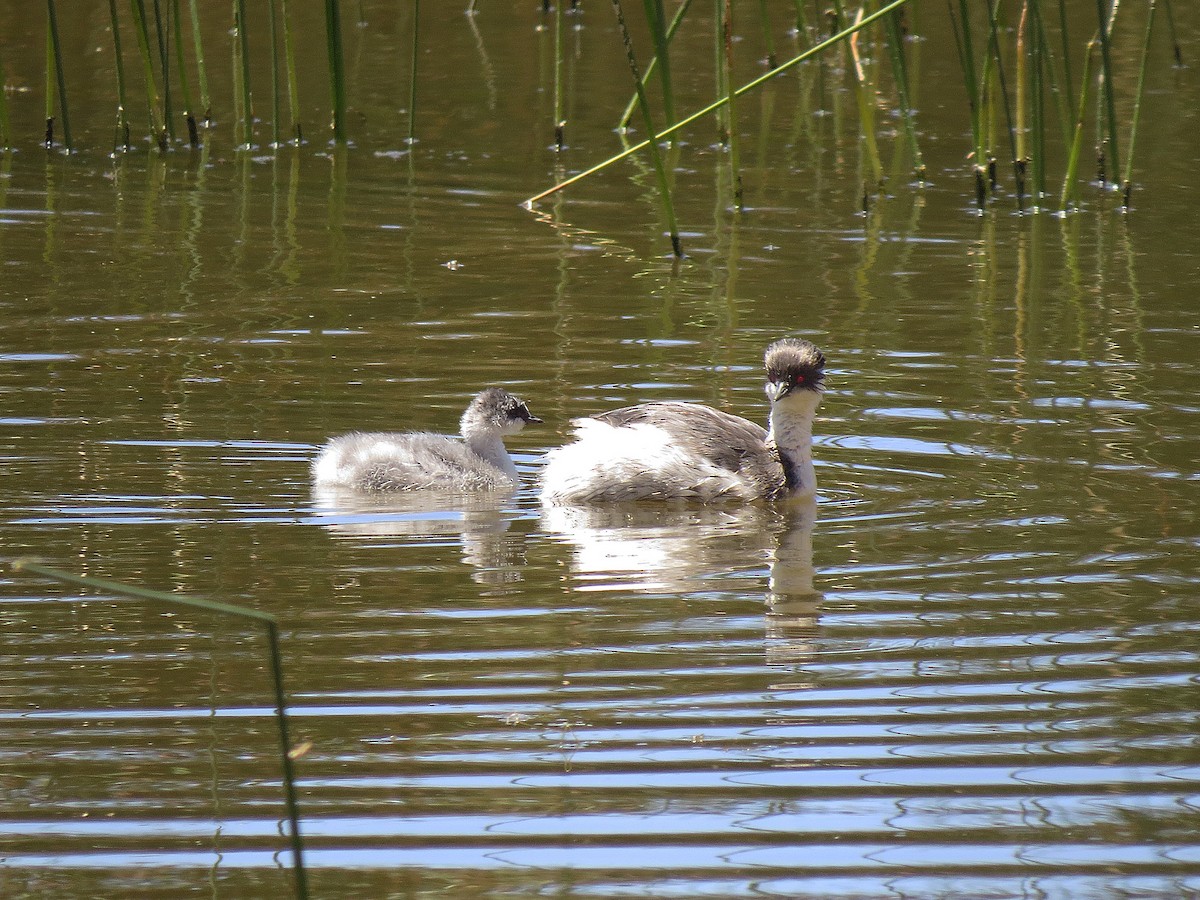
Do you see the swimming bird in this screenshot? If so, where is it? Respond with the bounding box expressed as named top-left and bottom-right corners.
top-left (539, 338), bottom-right (825, 504)
top-left (312, 387), bottom-right (542, 492)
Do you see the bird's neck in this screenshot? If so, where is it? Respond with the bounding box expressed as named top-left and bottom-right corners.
top-left (465, 429), bottom-right (518, 481)
top-left (767, 394), bottom-right (819, 496)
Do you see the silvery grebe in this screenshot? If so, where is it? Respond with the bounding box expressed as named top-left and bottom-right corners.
top-left (539, 338), bottom-right (825, 503)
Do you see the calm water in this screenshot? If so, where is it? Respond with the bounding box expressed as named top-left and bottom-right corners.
top-left (3, 3), bottom-right (1200, 898)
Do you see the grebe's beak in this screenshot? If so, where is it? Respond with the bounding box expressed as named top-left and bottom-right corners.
top-left (765, 380), bottom-right (792, 402)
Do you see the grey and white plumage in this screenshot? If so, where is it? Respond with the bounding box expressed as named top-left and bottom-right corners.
top-left (539, 338), bottom-right (826, 504)
top-left (312, 387), bottom-right (541, 492)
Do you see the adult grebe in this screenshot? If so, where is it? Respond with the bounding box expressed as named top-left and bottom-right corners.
top-left (313, 387), bottom-right (541, 492)
top-left (539, 338), bottom-right (825, 503)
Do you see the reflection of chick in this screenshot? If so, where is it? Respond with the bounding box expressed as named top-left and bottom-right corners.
top-left (309, 490), bottom-right (523, 586)
top-left (541, 339), bottom-right (825, 503)
top-left (313, 388), bottom-right (541, 492)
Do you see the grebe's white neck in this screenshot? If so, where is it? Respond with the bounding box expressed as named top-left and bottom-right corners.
top-left (766, 390), bottom-right (821, 497)
top-left (463, 428), bottom-right (519, 481)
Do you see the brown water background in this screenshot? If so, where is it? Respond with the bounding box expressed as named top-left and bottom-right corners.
top-left (2, 3), bottom-right (1199, 897)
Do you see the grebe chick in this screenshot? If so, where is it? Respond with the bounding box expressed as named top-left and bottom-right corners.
top-left (539, 338), bottom-right (825, 504)
top-left (313, 388), bottom-right (542, 492)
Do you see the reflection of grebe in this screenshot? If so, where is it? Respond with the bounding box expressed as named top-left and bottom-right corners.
top-left (312, 388), bottom-right (541, 492)
top-left (540, 339), bottom-right (825, 504)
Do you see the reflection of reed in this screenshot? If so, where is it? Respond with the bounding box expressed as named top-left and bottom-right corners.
top-left (310, 486), bottom-right (525, 585)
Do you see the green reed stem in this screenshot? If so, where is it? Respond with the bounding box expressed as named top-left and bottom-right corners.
top-left (46, 0), bottom-right (72, 151)
top-left (881, 5), bottom-right (923, 180)
top-left (525, 0), bottom-right (911, 207)
top-left (1094, 0), bottom-right (1120, 178)
top-left (130, 0), bottom-right (167, 149)
top-left (1029, 0), bottom-right (1047, 204)
top-left (1060, 36), bottom-right (1096, 211)
top-left (1056, 0), bottom-right (1075, 112)
top-left (642, 0), bottom-right (677, 135)
top-left (0, 45), bottom-right (10, 150)
top-left (234, 0), bottom-right (253, 147)
top-left (326, 0), bottom-right (347, 143)
top-left (757, 0), bottom-right (778, 69)
top-left (281, 0), bottom-right (301, 142)
top-left (408, 0), bottom-right (419, 144)
top-left (11, 560), bottom-right (309, 900)
top-left (1122, 0), bottom-right (1157, 208)
top-left (171, 0), bottom-right (198, 146)
top-left (613, 0), bottom-right (682, 257)
top-left (1030, 0), bottom-right (1073, 156)
top-left (620, 0), bottom-right (692, 131)
top-left (107, 0), bottom-right (132, 151)
top-left (151, 0), bottom-right (174, 141)
top-left (268, 0), bottom-right (282, 146)
top-left (187, 0), bottom-right (211, 124)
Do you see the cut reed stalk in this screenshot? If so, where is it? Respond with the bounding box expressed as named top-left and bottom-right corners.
top-left (281, 0), bottom-right (302, 142)
top-left (170, 0), bottom-right (199, 146)
top-left (326, 0), bottom-right (347, 143)
top-left (11, 560), bottom-right (309, 900)
top-left (234, 0), bottom-right (253, 147)
top-left (612, 0), bottom-right (683, 257)
top-left (186, 0), bottom-right (211, 124)
top-left (1028, 0), bottom-right (1048, 205)
top-left (46, 0), bottom-right (72, 152)
top-left (525, 0), bottom-right (912, 207)
top-left (107, 0), bottom-right (133, 151)
top-left (1122, 0), bottom-right (1157, 209)
top-left (130, 0), bottom-right (168, 149)
top-left (619, 0), bottom-right (692, 132)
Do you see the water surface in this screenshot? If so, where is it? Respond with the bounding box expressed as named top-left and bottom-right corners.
top-left (2, 3), bottom-right (1199, 897)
